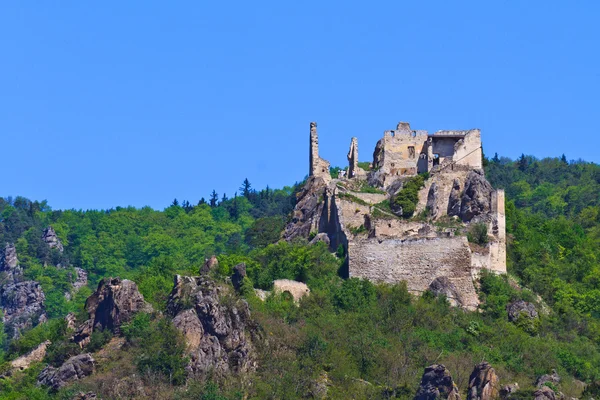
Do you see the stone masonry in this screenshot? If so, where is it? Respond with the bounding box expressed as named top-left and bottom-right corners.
top-left (285, 120), bottom-right (506, 310)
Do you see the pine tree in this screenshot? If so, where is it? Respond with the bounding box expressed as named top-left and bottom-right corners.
top-left (198, 198), bottom-right (207, 206)
top-left (240, 178), bottom-right (252, 199)
top-left (221, 193), bottom-right (228, 204)
top-left (171, 198), bottom-right (180, 207)
top-left (518, 154), bottom-right (528, 172)
top-left (493, 152), bottom-right (500, 163)
top-left (209, 190), bottom-right (219, 208)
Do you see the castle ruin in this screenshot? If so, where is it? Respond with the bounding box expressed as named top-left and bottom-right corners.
top-left (286, 121), bottom-right (506, 310)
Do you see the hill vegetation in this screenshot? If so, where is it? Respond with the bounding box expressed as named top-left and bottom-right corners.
top-left (0, 154), bottom-right (599, 399)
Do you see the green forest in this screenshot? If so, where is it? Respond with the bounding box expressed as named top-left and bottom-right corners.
top-left (0, 154), bottom-right (599, 399)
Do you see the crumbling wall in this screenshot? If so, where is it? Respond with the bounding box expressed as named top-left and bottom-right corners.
top-left (348, 236), bottom-right (479, 310)
top-left (309, 122), bottom-right (331, 182)
top-left (489, 190), bottom-right (506, 274)
top-left (372, 122), bottom-right (428, 180)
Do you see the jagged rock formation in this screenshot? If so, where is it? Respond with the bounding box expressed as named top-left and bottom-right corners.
top-left (231, 263), bottom-right (246, 291)
top-left (42, 226), bottom-right (64, 252)
top-left (415, 364), bottom-right (461, 400)
top-left (533, 386), bottom-right (558, 400)
top-left (200, 255), bottom-right (219, 275)
top-left (309, 233), bottom-right (331, 246)
top-left (507, 300), bottom-right (539, 322)
top-left (7, 340), bottom-right (51, 375)
top-left (72, 392), bottom-right (98, 400)
top-left (73, 277), bottom-right (153, 346)
top-left (65, 267), bottom-right (88, 300)
top-left (1, 280), bottom-right (47, 339)
top-left (536, 370), bottom-right (560, 388)
top-left (167, 275), bottom-right (255, 377)
top-left (468, 362), bottom-right (500, 400)
top-left (285, 120), bottom-right (507, 310)
top-left (0, 243), bottom-right (22, 283)
top-left (38, 353), bottom-right (95, 391)
top-left (65, 312), bottom-right (78, 330)
top-left (500, 383), bottom-right (520, 399)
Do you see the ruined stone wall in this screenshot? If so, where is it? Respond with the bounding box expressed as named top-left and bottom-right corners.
top-left (453, 130), bottom-right (482, 169)
top-left (489, 190), bottom-right (506, 274)
top-left (373, 123), bottom-right (428, 179)
top-left (348, 236), bottom-right (479, 310)
top-left (309, 122), bottom-right (331, 182)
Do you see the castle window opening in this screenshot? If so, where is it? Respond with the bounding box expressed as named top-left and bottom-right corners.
top-left (433, 154), bottom-right (440, 166)
top-left (408, 146), bottom-right (416, 159)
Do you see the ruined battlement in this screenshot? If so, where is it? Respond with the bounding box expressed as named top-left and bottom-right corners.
top-left (285, 120), bottom-right (506, 310)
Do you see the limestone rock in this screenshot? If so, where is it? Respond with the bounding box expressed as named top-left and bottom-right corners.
top-left (447, 179), bottom-right (462, 217)
top-left (167, 275), bottom-right (255, 377)
top-left (73, 268), bottom-right (88, 291)
top-left (534, 386), bottom-right (558, 400)
top-left (273, 279), bottom-right (310, 302)
top-left (73, 277), bottom-right (152, 346)
top-left (428, 277), bottom-right (462, 307)
top-left (1, 280), bottom-right (47, 339)
top-left (200, 255), bottom-right (219, 275)
top-left (254, 289), bottom-right (269, 301)
top-left (283, 176), bottom-right (328, 241)
top-left (415, 364), bottom-right (462, 400)
top-left (65, 313), bottom-right (78, 330)
top-left (42, 226), bottom-right (64, 252)
top-left (0, 243), bottom-right (22, 283)
top-left (310, 233), bottom-right (331, 246)
top-left (460, 170), bottom-right (493, 222)
top-left (500, 383), bottom-right (519, 399)
top-left (427, 182), bottom-right (440, 218)
top-left (536, 370), bottom-right (560, 388)
top-left (10, 340), bottom-right (51, 373)
top-left (38, 353), bottom-right (95, 391)
top-left (231, 263), bottom-right (246, 291)
top-left (507, 300), bottom-right (538, 322)
top-left (468, 362), bottom-right (499, 400)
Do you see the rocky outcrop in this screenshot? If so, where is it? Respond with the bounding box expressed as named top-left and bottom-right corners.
top-left (200, 255), bottom-right (219, 275)
top-left (273, 279), bottom-right (310, 302)
top-left (8, 340), bottom-right (51, 374)
top-left (65, 313), bottom-right (78, 330)
top-left (427, 182), bottom-right (440, 218)
top-left (72, 392), bottom-right (98, 400)
top-left (533, 386), bottom-right (558, 400)
top-left (283, 176), bottom-right (328, 241)
top-left (38, 353), bottom-right (95, 391)
top-left (460, 170), bottom-right (493, 222)
top-left (167, 275), bottom-right (255, 377)
top-left (42, 226), bottom-right (64, 252)
top-left (536, 370), bottom-right (560, 388)
top-left (0, 243), bottom-right (22, 283)
top-left (73, 277), bottom-right (153, 346)
top-left (447, 179), bottom-right (462, 217)
top-left (468, 362), bottom-right (499, 400)
top-left (310, 233), bottom-right (331, 246)
top-left (507, 300), bottom-right (538, 322)
top-left (66, 268), bottom-right (88, 300)
top-left (1, 280), bottom-right (47, 339)
top-left (500, 383), bottom-right (519, 399)
top-left (428, 277), bottom-right (462, 307)
top-left (415, 364), bottom-right (461, 400)
top-left (231, 263), bottom-right (246, 291)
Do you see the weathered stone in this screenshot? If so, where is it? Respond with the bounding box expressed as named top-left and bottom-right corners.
top-left (448, 179), bottom-right (462, 217)
top-left (468, 362), bottom-right (499, 400)
top-left (200, 255), bottom-right (219, 275)
top-left (427, 182), bottom-right (440, 218)
top-left (429, 276), bottom-right (463, 307)
top-left (231, 263), bottom-right (247, 291)
top-left (534, 386), bottom-right (557, 400)
top-left (66, 268), bottom-right (88, 300)
top-left (507, 300), bottom-right (539, 322)
top-left (415, 364), bottom-right (461, 400)
top-left (500, 383), bottom-right (519, 399)
top-left (460, 170), bottom-right (493, 222)
top-left (38, 353), bottom-right (95, 391)
top-left (254, 289), bottom-right (269, 301)
top-left (536, 370), bottom-right (560, 388)
top-left (1, 280), bottom-right (47, 339)
top-left (10, 340), bottom-right (51, 373)
top-left (73, 277), bottom-right (152, 346)
top-left (273, 279), bottom-right (310, 302)
top-left (167, 275), bottom-right (255, 377)
top-left (309, 122), bottom-right (331, 181)
top-left (42, 226), bottom-right (64, 252)
top-left (283, 176), bottom-right (328, 241)
top-left (310, 232), bottom-right (331, 246)
top-left (0, 243), bottom-right (22, 283)
top-left (65, 313), bottom-right (77, 330)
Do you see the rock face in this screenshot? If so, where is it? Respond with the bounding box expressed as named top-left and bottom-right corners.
top-left (507, 300), bottom-right (538, 322)
top-left (310, 233), bottom-right (331, 246)
top-left (415, 364), bottom-right (461, 400)
top-left (73, 277), bottom-right (153, 346)
top-left (231, 263), bottom-right (246, 291)
top-left (273, 279), bottom-right (310, 302)
top-left (66, 268), bottom-right (88, 300)
top-left (0, 243), bottom-right (22, 282)
top-left (167, 275), bottom-right (255, 377)
top-left (9, 340), bottom-right (51, 374)
top-left (72, 393), bottom-right (98, 400)
top-left (459, 170), bottom-right (493, 222)
top-left (200, 255), bottom-right (219, 275)
top-left (447, 179), bottom-right (462, 217)
top-left (427, 182), bottom-right (440, 218)
top-left (429, 277), bottom-right (462, 307)
top-left (42, 226), bottom-right (64, 252)
top-left (1, 280), bottom-right (47, 339)
top-left (283, 176), bottom-right (329, 241)
top-left (500, 383), bottom-right (519, 399)
top-left (533, 386), bottom-right (558, 400)
top-left (468, 362), bottom-right (500, 400)
top-left (536, 370), bottom-right (560, 388)
top-left (38, 353), bottom-right (95, 391)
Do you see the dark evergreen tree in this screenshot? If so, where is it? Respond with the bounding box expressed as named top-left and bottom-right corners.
top-left (209, 190), bottom-right (219, 208)
top-left (240, 178), bottom-right (252, 199)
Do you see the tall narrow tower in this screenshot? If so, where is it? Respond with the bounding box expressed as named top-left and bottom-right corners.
top-left (309, 122), bottom-right (319, 177)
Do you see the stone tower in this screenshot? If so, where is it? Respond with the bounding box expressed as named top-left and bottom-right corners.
top-left (347, 137), bottom-right (359, 178)
top-left (309, 122), bottom-right (331, 181)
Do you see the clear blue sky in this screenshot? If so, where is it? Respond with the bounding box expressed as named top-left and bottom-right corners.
top-left (1, 1), bottom-right (598, 210)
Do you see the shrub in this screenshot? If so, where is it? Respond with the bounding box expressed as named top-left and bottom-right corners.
top-left (390, 175), bottom-right (427, 218)
top-left (334, 278), bottom-right (377, 312)
top-left (468, 223), bottom-right (489, 245)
